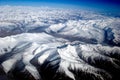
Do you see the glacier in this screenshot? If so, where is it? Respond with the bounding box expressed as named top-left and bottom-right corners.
top-left (0, 6), bottom-right (120, 80)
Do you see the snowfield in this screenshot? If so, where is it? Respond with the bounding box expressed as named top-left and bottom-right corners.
top-left (0, 6), bottom-right (120, 80)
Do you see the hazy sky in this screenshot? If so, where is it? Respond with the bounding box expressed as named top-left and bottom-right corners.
top-left (0, 0), bottom-right (120, 6)
top-left (0, 0), bottom-right (120, 13)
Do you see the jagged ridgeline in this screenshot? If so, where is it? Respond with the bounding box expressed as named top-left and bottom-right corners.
top-left (0, 6), bottom-right (120, 80)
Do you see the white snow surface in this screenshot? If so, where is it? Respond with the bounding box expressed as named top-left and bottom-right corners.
top-left (0, 6), bottom-right (120, 80)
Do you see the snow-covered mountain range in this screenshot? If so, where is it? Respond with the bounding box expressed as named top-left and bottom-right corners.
top-left (0, 6), bottom-right (120, 80)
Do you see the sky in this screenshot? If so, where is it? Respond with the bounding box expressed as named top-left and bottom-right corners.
top-left (0, 0), bottom-right (120, 8)
top-left (0, 0), bottom-right (120, 14)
